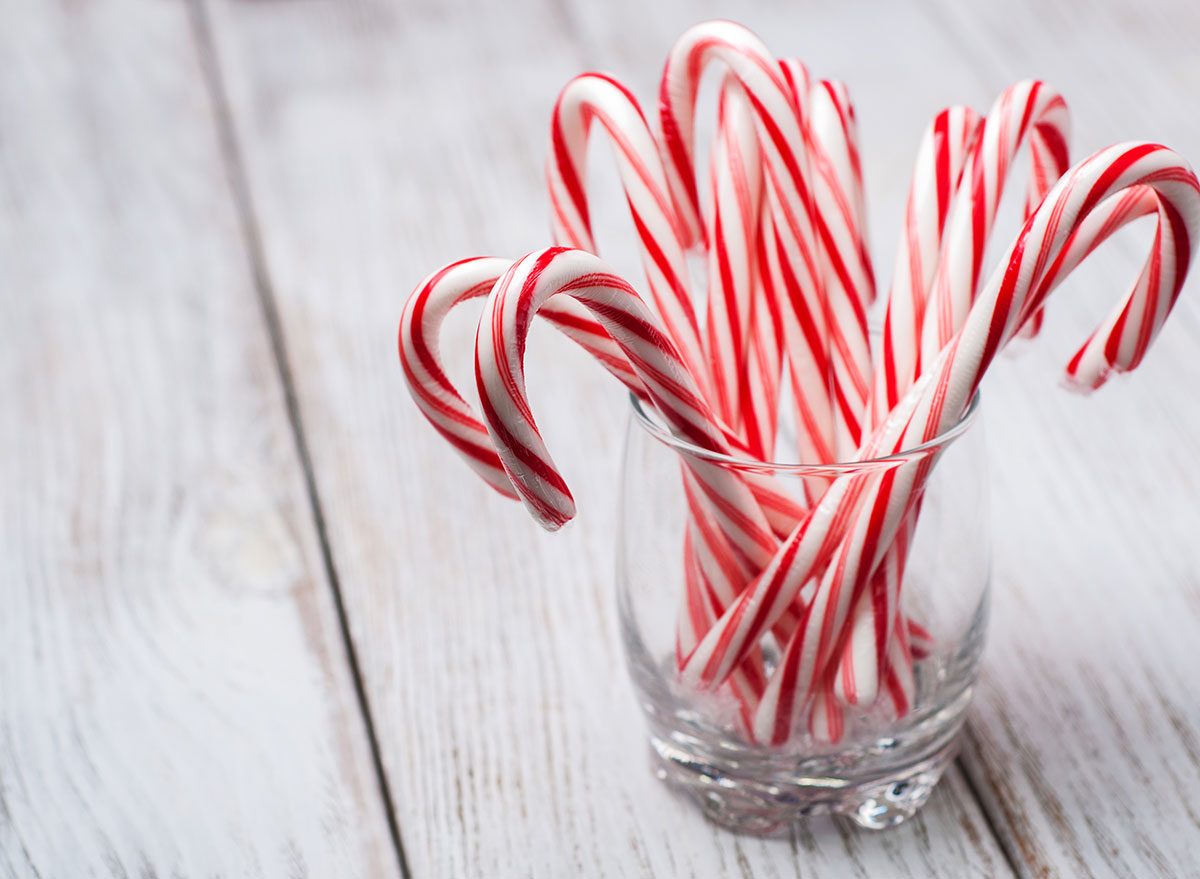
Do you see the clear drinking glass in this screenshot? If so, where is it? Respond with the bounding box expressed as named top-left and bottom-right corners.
top-left (617, 394), bottom-right (988, 834)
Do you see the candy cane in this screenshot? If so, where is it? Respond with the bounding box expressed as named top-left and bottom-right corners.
top-left (833, 104), bottom-right (981, 710)
top-left (547, 68), bottom-right (805, 566)
top-left (848, 91), bottom-right (1062, 710)
top-left (753, 142), bottom-right (1199, 742)
top-left (702, 75), bottom-right (763, 426)
top-left (808, 78), bottom-right (876, 458)
top-left (919, 80), bottom-right (1071, 369)
top-left (870, 105), bottom-right (983, 430)
top-left (549, 72), bottom-right (710, 397)
top-left (833, 181), bottom-right (1164, 714)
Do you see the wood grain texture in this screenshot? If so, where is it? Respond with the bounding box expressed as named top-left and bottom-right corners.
top-left (0, 2), bottom-right (395, 876)
top-left (201, 0), bottom-right (1017, 875)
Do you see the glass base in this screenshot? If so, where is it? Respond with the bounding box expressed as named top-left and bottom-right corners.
top-left (649, 732), bottom-right (959, 834)
top-left (624, 591), bottom-right (987, 835)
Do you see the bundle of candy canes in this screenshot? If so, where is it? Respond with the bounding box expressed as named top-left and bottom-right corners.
top-left (399, 21), bottom-right (1200, 745)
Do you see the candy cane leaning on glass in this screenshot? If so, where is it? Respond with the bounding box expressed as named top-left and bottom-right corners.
top-left (661, 25), bottom-right (836, 466)
top-left (473, 246), bottom-right (788, 719)
top-left (753, 142), bottom-right (1200, 743)
top-left (401, 256), bottom-right (650, 505)
top-left (830, 178), bottom-right (1167, 715)
top-left (676, 75), bottom-right (775, 674)
top-left (843, 105), bottom-right (984, 714)
top-left (399, 251), bottom-right (777, 723)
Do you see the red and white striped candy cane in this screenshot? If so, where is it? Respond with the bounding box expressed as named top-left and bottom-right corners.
top-left (473, 246), bottom-right (793, 723)
top-left (870, 105), bottom-right (983, 430)
top-left (833, 180), bottom-right (1165, 715)
top-left (755, 142), bottom-right (1200, 743)
top-left (908, 142), bottom-right (1197, 449)
top-left (808, 78), bottom-right (876, 458)
top-left (702, 75), bottom-right (763, 428)
top-left (549, 72), bottom-right (710, 397)
top-left (854, 91), bottom-right (1060, 715)
top-left (918, 80), bottom-right (1071, 369)
top-left (401, 256), bottom-right (646, 503)
top-left (848, 103), bottom-right (987, 712)
top-left (547, 68), bottom-right (805, 554)
top-left (763, 73), bottom-right (879, 717)
top-left (737, 202), bottom-right (788, 461)
top-left (472, 247), bottom-right (780, 555)
top-left (661, 27), bottom-right (836, 465)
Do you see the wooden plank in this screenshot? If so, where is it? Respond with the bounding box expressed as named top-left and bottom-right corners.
top-left (0, 2), bottom-right (397, 876)
top-left (911, 1), bottom-right (1200, 875)
top-left (202, 0), bottom-right (1015, 875)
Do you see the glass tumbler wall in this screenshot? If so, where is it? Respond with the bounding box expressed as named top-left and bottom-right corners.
top-left (617, 394), bottom-right (989, 833)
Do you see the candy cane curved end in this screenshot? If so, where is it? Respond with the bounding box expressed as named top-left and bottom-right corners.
top-left (474, 247), bottom-right (723, 532)
top-left (659, 20), bottom-right (793, 248)
top-left (399, 257), bottom-right (522, 501)
top-left (997, 143), bottom-right (1200, 398)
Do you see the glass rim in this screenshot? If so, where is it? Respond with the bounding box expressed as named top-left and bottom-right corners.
top-left (628, 391), bottom-right (982, 475)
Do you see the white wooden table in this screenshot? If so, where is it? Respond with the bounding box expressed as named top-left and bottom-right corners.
top-left (4, 1), bottom-right (1200, 876)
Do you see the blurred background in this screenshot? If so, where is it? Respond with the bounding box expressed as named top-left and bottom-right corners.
top-left (3, 1), bottom-right (1199, 877)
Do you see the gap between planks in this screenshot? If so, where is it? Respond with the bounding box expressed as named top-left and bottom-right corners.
top-left (184, 1), bottom-right (412, 876)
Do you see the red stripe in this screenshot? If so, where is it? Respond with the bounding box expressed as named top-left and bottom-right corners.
top-left (474, 356), bottom-right (573, 515)
top-left (659, 75), bottom-right (700, 227)
top-left (404, 261), bottom-right (495, 398)
top-left (685, 479), bottom-right (750, 592)
top-left (629, 208), bottom-right (697, 338)
top-left (771, 601), bottom-right (812, 744)
top-left (1079, 144), bottom-right (1160, 218)
top-left (551, 100), bottom-right (589, 236)
top-left (934, 111), bottom-right (953, 229)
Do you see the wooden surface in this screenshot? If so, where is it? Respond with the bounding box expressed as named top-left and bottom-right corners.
top-left (4, 0), bottom-right (1199, 876)
top-left (0, 1), bottom-right (396, 876)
